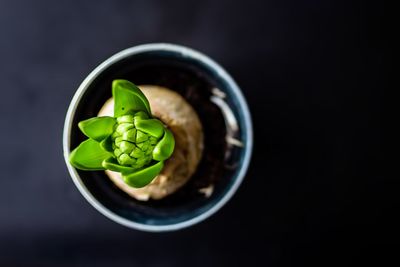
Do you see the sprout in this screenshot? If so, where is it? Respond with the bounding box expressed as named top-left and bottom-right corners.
top-left (69, 80), bottom-right (175, 188)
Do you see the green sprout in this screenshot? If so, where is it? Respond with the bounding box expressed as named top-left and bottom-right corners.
top-left (69, 79), bottom-right (175, 188)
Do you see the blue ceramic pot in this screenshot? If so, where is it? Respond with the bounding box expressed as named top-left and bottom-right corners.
top-left (63, 43), bottom-right (253, 231)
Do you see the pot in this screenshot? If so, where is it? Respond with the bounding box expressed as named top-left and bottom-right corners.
top-left (63, 43), bottom-right (253, 232)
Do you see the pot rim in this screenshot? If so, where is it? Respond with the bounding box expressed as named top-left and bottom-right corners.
top-left (63, 43), bottom-right (253, 232)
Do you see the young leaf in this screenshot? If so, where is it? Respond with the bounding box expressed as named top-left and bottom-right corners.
top-left (78, 117), bottom-right (116, 142)
top-left (122, 161), bottom-right (164, 188)
top-left (135, 119), bottom-right (164, 139)
top-left (100, 136), bottom-right (113, 153)
top-left (112, 80), bottom-right (151, 117)
top-left (152, 129), bottom-right (175, 161)
top-left (69, 139), bottom-right (112, 170)
top-left (102, 157), bottom-right (137, 173)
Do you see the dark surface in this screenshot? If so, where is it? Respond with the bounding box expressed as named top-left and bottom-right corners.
top-left (0, 0), bottom-right (388, 266)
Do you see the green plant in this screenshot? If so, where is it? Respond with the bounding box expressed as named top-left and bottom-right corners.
top-left (69, 79), bottom-right (175, 188)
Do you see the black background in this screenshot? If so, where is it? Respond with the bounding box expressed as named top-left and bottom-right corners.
top-left (0, 0), bottom-right (389, 266)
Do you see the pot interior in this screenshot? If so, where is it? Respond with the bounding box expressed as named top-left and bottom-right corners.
top-left (69, 49), bottom-right (248, 226)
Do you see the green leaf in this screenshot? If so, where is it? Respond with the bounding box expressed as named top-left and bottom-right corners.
top-left (69, 139), bottom-right (112, 170)
top-left (102, 157), bottom-right (137, 173)
top-left (78, 117), bottom-right (116, 142)
top-left (135, 119), bottom-right (165, 139)
top-left (152, 129), bottom-right (175, 161)
top-left (112, 79), bottom-right (151, 117)
top-left (100, 135), bottom-right (113, 153)
top-left (122, 161), bottom-right (164, 188)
